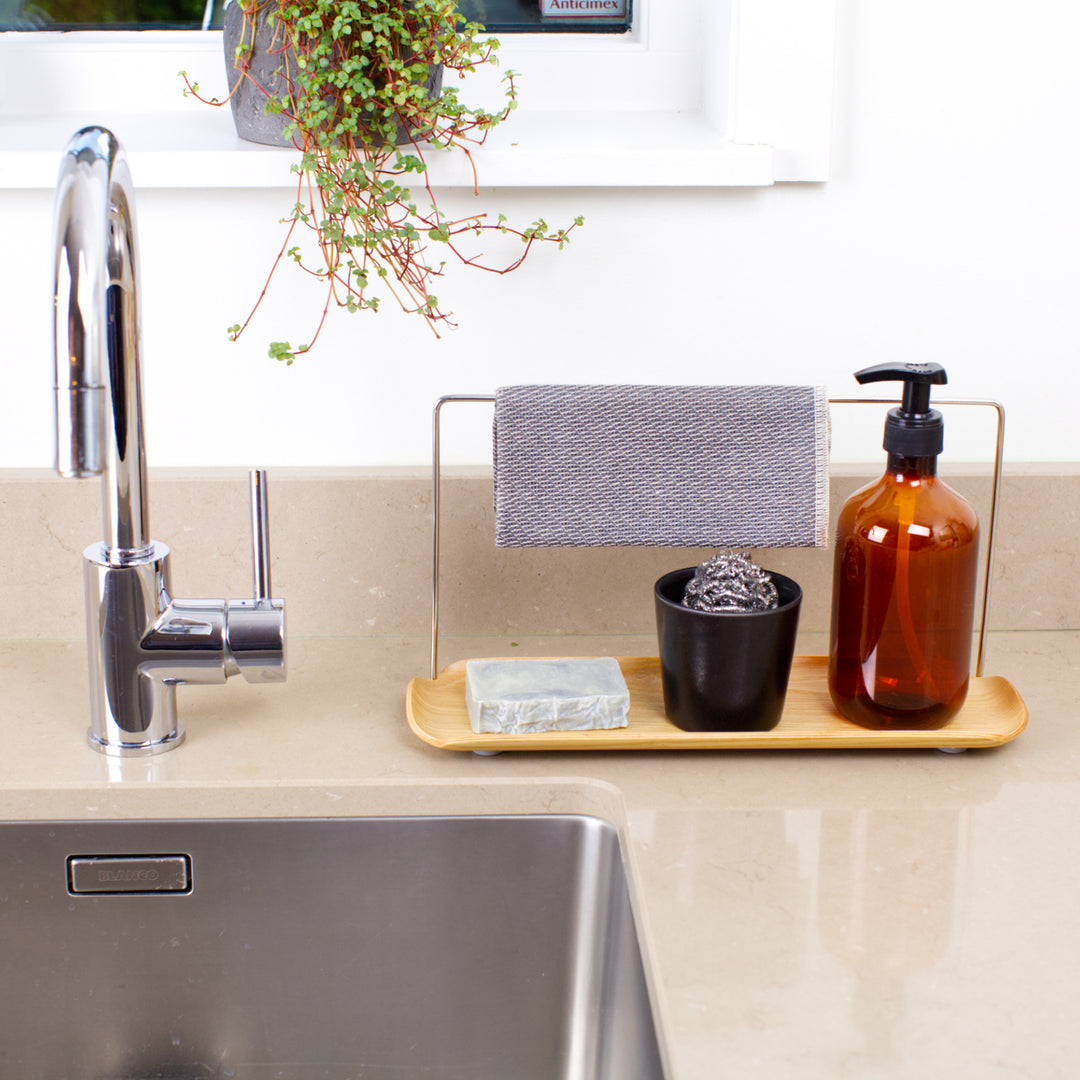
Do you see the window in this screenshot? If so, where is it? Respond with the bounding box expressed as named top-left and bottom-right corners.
top-left (3, 0), bottom-right (632, 32)
top-left (3, 0), bottom-right (212, 30)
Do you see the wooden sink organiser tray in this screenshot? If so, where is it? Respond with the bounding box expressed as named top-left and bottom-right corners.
top-left (406, 655), bottom-right (1028, 752)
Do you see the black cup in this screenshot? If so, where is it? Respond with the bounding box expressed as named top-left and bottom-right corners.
top-left (654, 567), bottom-right (803, 732)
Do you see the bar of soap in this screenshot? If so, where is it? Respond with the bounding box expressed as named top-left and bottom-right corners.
top-left (464, 658), bottom-right (630, 735)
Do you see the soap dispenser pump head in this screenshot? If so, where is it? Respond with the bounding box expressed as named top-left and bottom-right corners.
top-left (854, 362), bottom-right (948, 458)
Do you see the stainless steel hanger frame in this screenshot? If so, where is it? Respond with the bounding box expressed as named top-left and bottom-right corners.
top-left (430, 394), bottom-right (1006, 682)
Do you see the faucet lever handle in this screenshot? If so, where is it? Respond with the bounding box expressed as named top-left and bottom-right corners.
top-left (226, 468), bottom-right (286, 684)
top-left (250, 468), bottom-right (272, 603)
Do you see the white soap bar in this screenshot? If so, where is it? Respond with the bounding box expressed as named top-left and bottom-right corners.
top-left (465, 658), bottom-right (630, 735)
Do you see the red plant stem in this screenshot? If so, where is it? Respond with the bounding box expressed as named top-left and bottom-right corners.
top-left (231, 205), bottom-right (302, 340)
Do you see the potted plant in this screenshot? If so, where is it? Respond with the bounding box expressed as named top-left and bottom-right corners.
top-left (654, 551), bottom-right (803, 732)
top-left (182, 0), bottom-right (582, 362)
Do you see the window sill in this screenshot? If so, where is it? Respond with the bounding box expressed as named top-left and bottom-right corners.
top-left (0, 107), bottom-right (775, 189)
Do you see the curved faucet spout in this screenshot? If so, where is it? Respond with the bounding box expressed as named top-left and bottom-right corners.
top-left (53, 125), bottom-right (150, 562)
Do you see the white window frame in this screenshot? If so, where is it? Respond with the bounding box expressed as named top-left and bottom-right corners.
top-left (0, 0), bottom-right (836, 189)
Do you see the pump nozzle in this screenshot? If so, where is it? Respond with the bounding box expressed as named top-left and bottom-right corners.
top-left (854, 362), bottom-right (947, 458)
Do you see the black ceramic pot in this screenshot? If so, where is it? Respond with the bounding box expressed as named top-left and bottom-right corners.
top-left (654, 567), bottom-right (802, 732)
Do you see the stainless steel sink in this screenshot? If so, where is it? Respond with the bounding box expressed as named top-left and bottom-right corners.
top-left (0, 815), bottom-right (665, 1079)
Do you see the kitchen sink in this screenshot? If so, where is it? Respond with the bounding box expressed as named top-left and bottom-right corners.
top-left (0, 815), bottom-right (665, 1080)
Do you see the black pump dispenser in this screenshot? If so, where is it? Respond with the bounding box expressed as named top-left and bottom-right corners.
top-left (855, 362), bottom-right (948, 458)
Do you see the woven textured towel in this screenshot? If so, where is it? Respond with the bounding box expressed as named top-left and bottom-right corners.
top-left (493, 384), bottom-right (830, 548)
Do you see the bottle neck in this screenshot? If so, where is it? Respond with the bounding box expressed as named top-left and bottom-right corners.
top-left (887, 452), bottom-right (938, 479)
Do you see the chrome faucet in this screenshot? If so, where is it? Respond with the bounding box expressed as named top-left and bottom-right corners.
top-left (52, 126), bottom-right (286, 756)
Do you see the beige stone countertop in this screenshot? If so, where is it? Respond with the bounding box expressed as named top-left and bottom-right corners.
top-left (1, 629), bottom-right (1077, 1079)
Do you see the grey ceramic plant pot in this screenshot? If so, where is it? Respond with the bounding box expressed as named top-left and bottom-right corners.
top-left (222, 1), bottom-right (443, 148)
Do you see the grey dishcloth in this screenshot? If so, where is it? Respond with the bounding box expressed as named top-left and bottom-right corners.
top-left (493, 384), bottom-right (830, 548)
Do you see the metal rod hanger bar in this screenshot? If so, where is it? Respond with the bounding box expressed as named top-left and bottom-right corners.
top-left (430, 394), bottom-right (1006, 683)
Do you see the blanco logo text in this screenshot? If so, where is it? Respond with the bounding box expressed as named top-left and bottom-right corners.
top-left (98, 868), bottom-right (160, 882)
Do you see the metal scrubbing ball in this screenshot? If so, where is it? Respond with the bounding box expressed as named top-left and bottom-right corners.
top-left (682, 550), bottom-right (779, 613)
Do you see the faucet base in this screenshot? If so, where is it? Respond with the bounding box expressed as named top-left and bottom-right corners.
top-left (83, 541), bottom-right (184, 756)
top-left (87, 723), bottom-right (186, 757)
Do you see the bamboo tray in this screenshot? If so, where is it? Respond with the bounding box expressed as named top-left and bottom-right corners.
top-left (406, 656), bottom-right (1028, 752)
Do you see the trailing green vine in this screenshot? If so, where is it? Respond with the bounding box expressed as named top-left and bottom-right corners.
top-left (182, 0), bottom-right (582, 362)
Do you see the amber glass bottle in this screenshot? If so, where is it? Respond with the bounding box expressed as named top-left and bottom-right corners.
top-left (828, 364), bottom-right (980, 730)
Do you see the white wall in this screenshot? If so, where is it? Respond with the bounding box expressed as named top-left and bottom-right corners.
top-left (2, 0), bottom-right (1077, 469)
